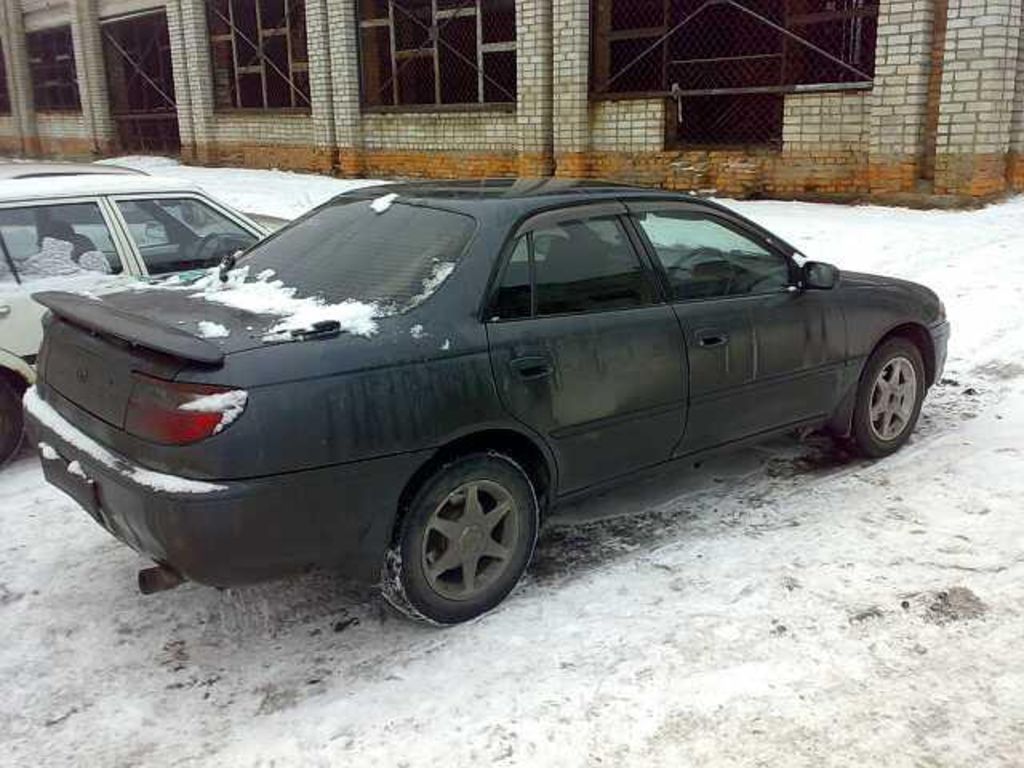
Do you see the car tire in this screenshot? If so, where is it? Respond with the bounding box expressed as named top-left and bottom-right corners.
top-left (382, 452), bottom-right (539, 625)
top-left (850, 337), bottom-right (926, 459)
top-left (0, 376), bottom-right (26, 467)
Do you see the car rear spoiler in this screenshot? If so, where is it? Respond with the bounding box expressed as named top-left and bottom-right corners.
top-left (33, 291), bottom-right (225, 365)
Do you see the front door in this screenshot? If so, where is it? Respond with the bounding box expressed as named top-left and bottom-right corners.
top-left (486, 206), bottom-right (688, 494)
top-left (101, 11), bottom-right (180, 155)
top-left (627, 202), bottom-right (843, 454)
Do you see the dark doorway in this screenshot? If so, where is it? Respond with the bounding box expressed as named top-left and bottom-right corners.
top-left (102, 11), bottom-right (180, 154)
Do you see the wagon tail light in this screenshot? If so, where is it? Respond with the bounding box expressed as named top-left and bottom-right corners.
top-left (125, 373), bottom-right (247, 445)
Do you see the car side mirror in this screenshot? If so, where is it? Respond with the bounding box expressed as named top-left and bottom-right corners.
top-left (802, 261), bottom-right (839, 290)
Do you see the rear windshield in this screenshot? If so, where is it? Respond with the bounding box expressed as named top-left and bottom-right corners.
top-left (240, 197), bottom-right (475, 307)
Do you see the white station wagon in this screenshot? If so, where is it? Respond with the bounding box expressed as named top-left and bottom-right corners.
top-left (0, 174), bottom-right (267, 464)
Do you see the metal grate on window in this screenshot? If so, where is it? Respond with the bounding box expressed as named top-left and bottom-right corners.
top-left (591, 0), bottom-right (878, 147)
top-left (358, 0), bottom-right (517, 109)
top-left (206, 0), bottom-right (311, 110)
top-left (26, 26), bottom-right (81, 112)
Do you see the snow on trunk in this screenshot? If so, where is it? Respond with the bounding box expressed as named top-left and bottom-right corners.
top-left (178, 390), bottom-right (249, 433)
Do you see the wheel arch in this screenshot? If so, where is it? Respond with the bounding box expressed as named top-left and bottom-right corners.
top-left (877, 322), bottom-right (936, 386)
top-left (828, 321), bottom-right (935, 437)
top-left (391, 427), bottom-right (556, 544)
top-left (0, 351), bottom-right (35, 391)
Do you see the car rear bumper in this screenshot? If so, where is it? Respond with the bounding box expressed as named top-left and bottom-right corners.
top-left (24, 387), bottom-right (430, 587)
top-left (929, 320), bottom-right (950, 383)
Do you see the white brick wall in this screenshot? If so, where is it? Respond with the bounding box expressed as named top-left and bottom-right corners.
top-left (590, 99), bottom-right (663, 152)
top-left (362, 111), bottom-right (518, 152)
top-left (36, 112), bottom-right (88, 140)
top-left (869, 0), bottom-right (935, 156)
top-left (783, 91), bottom-right (872, 152)
top-left (937, 0), bottom-right (1023, 154)
top-left (1012, 3), bottom-right (1024, 152)
top-left (551, 0), bottom-right (589, 157)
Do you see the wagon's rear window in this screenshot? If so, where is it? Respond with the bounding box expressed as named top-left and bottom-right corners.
top-left (240, 196), bottom-right (475, 308)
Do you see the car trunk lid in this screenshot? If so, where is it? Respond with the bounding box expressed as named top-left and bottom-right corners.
top-left (34, 289), bottom-right (271, 430)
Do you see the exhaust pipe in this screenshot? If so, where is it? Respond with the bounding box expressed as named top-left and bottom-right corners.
top-left (138, 564), bottom-right (184, 595)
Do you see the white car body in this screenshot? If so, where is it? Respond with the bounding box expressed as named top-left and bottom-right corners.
top-left (0, 174), bottom-right (267, 388)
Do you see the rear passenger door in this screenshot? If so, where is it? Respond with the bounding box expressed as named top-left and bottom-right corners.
top-left (486, 203), bottom-right (688, 494)
top-left (628, 202), bottom-right (844, 454)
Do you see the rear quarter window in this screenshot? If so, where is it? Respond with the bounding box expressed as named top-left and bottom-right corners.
top-left (240, 198), bottom-right (475, 308)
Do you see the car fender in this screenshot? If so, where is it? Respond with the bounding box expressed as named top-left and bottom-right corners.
top-left (0, 348), bottom-right (35, 386)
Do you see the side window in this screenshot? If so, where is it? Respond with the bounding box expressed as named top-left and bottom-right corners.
top-left (116, 198), bottom-right (257, 276)
top-left (495, 236), bottom-right (531, 319)
top-left (636, 211), bottom-right (791, 301)
top-left (0, 203), bottom-right (122, 284)
top-left (532, 217), bottom-right (655, 316)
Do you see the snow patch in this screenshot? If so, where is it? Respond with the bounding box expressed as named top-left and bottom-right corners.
top-left (409, 261), bottom-right (455, 307)
top-left (23, 387), bottom-right (226, 494)
top-left (38, 442), bottom-right (59, 461)
top-left (179, 390), bottom-right (249, 433)
top-left (196, 320), bottom-right (230, 339)
top-left (441, 339), bottom-right (451, 351)
top-left (66, 461), bottom-right (87, 480)
top-left (370, 192), bottom-right (398, 213)
top-left (141, 265), bottom-right (382, 340)
top-left (410, 324), bottom-right (425, 339)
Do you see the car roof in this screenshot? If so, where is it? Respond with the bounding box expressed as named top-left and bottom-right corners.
top-left (0, 173), bottom-right (205, 205)
top-left (341, 178), bottom-right (730, 216)
top-left (0, 161), bottom-right (145, 180)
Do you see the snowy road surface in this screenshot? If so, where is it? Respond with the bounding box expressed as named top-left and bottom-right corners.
top-left (2, 164), bottom-right (1023, 767)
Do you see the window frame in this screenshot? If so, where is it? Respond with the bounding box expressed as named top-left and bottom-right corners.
top-left (206, 0), bottom-right (311, 112)
top-left (105, 192), bottom-right (265, 276)
top-left (357, 0), bottom-right (518, 111)
top-left (26, 26), bottom-right (82, 113)
top-left (485, 202), bottom-right (666, 322)
top-left (0, 37), bottom-right (11, 115)
top-left (0, 196), bottom-right (129, 284)
top-left (623, 200), bottom-right (799, 304)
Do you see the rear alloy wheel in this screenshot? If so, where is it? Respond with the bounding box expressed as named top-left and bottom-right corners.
top-left (382, 453), bottom-right (538, 625)
top-left (851, 338), bottom-right (926, 458)
top-left (0, 376), bottom-right (25, 467)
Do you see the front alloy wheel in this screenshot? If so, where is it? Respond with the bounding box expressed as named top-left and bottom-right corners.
top-left (851, 338), bottom-right (926, 458)
top-left (868, 356), bottom-right (918, 442)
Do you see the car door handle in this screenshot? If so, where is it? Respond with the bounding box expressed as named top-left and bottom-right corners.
top-left (0, 305), bottom-right (9, 318)
top-left (696, 330), bottom-right (729, 348)
top-left (509, 355), bottom-right (553, 380)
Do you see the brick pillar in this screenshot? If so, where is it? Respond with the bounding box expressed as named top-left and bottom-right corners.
top-left (516, 0), bottom-right (554, 176)
top-left (552, 0), bottom-right (590, 177)
top-left (70, 0), bottom-right (117, 155)
top-left (868, 0), bottom-right (936, 193)
top-left (934, 0), bottom-right (1022, 196)
top-left (325, 0), bottom-right (363, 177)
top-left (165, 0), bottom-right (195, 159)
top-left (177, 0), bottom-right (214, 163)
top-left (2, 0), bottom-right (40, 155)
top-left (1010, 3), bottom-right (1024, 190)
top-left (304, 0), bottom-right (337, 173)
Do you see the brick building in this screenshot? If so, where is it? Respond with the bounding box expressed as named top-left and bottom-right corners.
top-left (0, 0), bottom-right (1022, 199)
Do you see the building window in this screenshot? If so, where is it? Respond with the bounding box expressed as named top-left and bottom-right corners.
top-left (590, 0), bottom-right (878, 146)
top-left (358, 0), bottom-right (517, 109)
top-left (206, 0), bottom-right (311, 110)
top-left (27, 26), bottom-right (81, 112)
top-left (0, 39), bottom-right (11, 114)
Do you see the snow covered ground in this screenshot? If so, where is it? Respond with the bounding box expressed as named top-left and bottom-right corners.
top-left (2, 162), bottom-right (1024, 767)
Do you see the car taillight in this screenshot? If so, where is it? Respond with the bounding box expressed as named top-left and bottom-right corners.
top-left (125, 373), bottom-right (245, 445)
